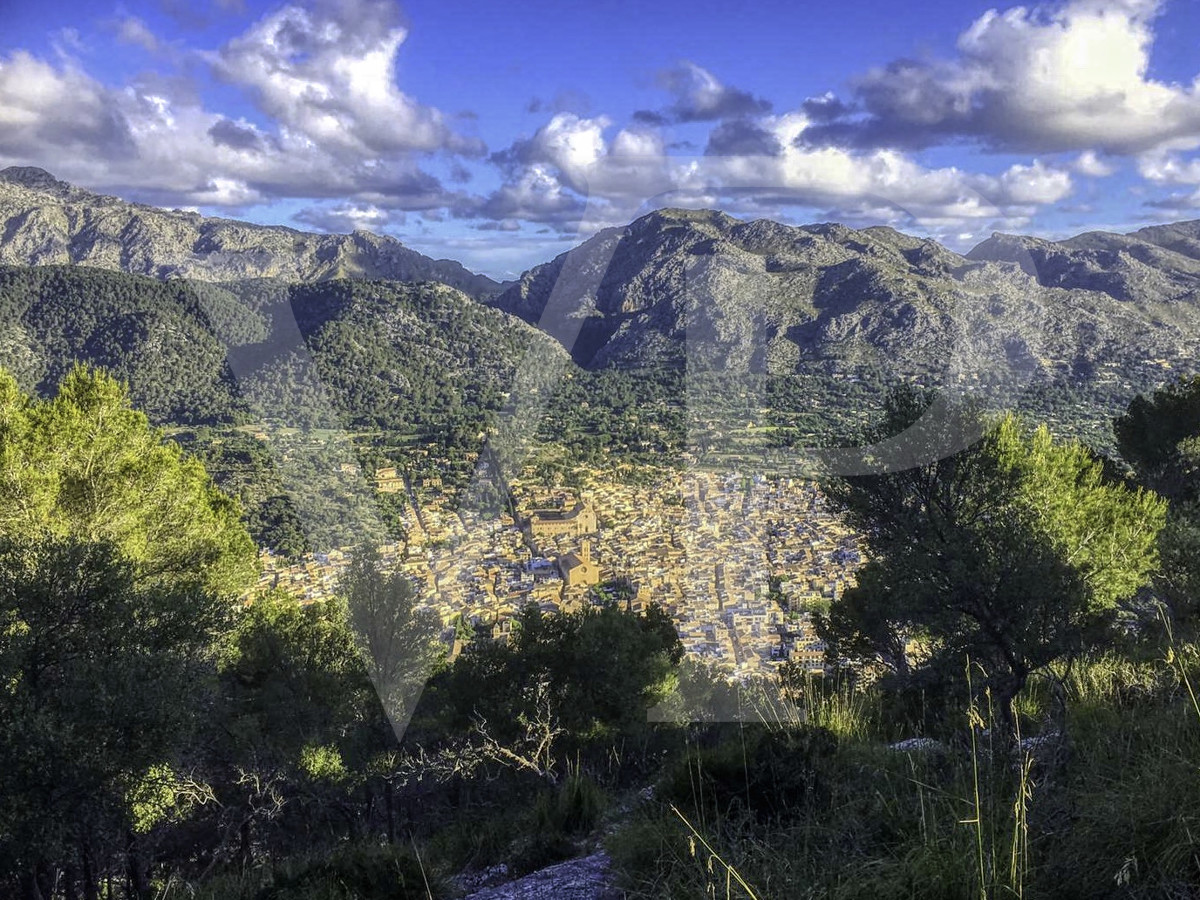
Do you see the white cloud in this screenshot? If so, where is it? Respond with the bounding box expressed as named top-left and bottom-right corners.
top-left (294, 202), bottom-right (402, 232)
top-left (994, 159), bottom-right (1074, 205)
top-left (207, 0), bottom-right (480, 159)
top-left (803, 0), bottom-right (1200, 156)
top-left (0, 2), bottom-right (479, 215)
top-left (116, 17), bottom-right (161, 54)
top-left (1138, 150), bottom-right (1200, 185)
top-left (0, 52), bottom-right (133, 158)
top-left (477, 163), bottom-right (587, 224)
top-left (483, 108), bottom-right (1074, 235)
top-left (485, 115), bottom-right (674, 225)
top-left (1132, 149), bottom-right (1200, 210)
top-left (514, 113), bottom-right (611, 193)
top-left (0, 0), bottom-right (1137, 258)
top-left (642, 62), bottom-right (772, 123)
top-left (1073, 150), bottom-right (1116, 177)
top-left (186, 176), bottom-right (263, 206)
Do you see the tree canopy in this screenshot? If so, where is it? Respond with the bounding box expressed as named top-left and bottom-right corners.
top-left (436, 602), bottom-right (683, 751)
top-left (338, 544), bottom-right (442, 736)
top-left (0, 535), bottom-right (229, 900)
top-left (1116, 375), bottom-right (1200, 622)
top-left (0, 365), bottom-right (257, 595)
top-left (820, 388), bottom-right (1166, 730)
top-left (1115, 374), bottom-right (1200, 505)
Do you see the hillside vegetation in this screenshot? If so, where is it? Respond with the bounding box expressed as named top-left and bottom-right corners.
top-left (3, 370), bottom-right (1200, 899)
top-left (0, 264), bottom-right (568, 550)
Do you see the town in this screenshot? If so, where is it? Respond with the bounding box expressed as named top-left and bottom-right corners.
top-left (256, 466), bottom-right (862, 680)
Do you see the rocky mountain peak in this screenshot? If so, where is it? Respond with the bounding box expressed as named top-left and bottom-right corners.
top-left (0, 166), bottom-right (78, 196)
top-left (0, 167), bottom-right (499, 298)
top-left (1128, 220), bottom-right (1200, 262)
top-left (487, 203), bottom-right (1200, 395)
top-left (965, 232), bottom-right (1044, 274)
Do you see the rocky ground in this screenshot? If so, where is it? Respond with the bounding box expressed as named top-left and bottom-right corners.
top-left (459, 852), bottom-right (622, 900)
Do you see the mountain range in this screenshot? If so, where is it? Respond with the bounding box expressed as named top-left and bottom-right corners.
top-left (0, 166), bottom-right (499, 299)
top-left (3, 167), bottom-right (1200, 455)
top-left (490, 207), bottom-right (1200, 386)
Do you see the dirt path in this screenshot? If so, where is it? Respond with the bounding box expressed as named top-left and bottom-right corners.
top-left (461, 852), bottom-right (622, 900)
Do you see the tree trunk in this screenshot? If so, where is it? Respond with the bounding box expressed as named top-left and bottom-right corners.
top-left (125, 831), bottom-right (147, 900)
top-left (64, 862), bottom-right (79, 900)
top-left (35, 861), bottom-right (53, 900)
top-left (384, 780), bottom-right (396, 845)
top-left (81, 840), bottom-right (99, 900)
top-left (238, 818), bottom-right (252, 871)
top-left (21, 866), bottom-right (43, 900)
top-left (994, 667), bottom-right (1028, 744)
top-left (341, 801), bottom-right (360, 843)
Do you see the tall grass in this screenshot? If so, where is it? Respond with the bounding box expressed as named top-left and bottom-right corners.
top-left (165, 843), bottom-right (444, 900)
top-left (611, 638), bottom-right (1200, 899)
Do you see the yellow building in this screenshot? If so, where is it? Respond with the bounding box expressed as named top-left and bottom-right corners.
top-left (559, 541), bottom-right (600, 587)
top-left (374, 466), bottom-right (406, 494)
top-left (526, 501), bottom-right (597, 543)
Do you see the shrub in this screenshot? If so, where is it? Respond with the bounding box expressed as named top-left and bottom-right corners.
top-left (658, 725), bottom-right (838, 825)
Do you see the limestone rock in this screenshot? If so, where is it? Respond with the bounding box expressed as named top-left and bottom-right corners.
top-left (490, 208), bottom-right (1200, 397)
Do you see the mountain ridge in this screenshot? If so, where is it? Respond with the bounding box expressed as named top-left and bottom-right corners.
top-left (0, 167), bottom-right (500, 299)
top-left (487, 206), bottom-right (1200, 380)
top-left (6, 168), bottom-right (1200, 455)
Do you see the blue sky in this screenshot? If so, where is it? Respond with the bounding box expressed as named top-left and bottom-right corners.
top-left (3, 0), bottom-right (1200, 277)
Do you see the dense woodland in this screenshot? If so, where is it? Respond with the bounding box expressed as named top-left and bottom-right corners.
top-left (4, 358), bottom-right (1200, 898)
top-left (0, 264), bottom-right (1172, 556)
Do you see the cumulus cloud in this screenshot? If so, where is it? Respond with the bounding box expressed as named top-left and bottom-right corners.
top-left (634, 62), bottom-right (771, 125)
top-left (475, 163), bottom-right (588, 225)
top-left (705, 119), bottom-right (783, 157)
top-left (0, 54), bottom-right (459, 212)
top-left (801, 0), bottom-right (1200, 156)
top-left (686, 116), bottom-right (1073, 226)
top-left (1132, 150), bottom-right (1200, 209)
top-left (493, 113), bottom-right (612, 193)
top-left (1139, 150), bottom-right (1200, 185)
top-left (481, 113), bottom-right (674, 227)
top-left (481, 107), bottom-right (1074, 237)
top-left (478, 28), bottom-right (1088, 237)
top-left (1073, 150), bottom-right (1116, 177)
top-left (1142, 191), bottom-right (1200, 211)
top-left (294, 202), bottom-right (402, 232)
top-left (0, 1), bottom-right (481, 217)
top-left (207, 117), bottom-right (269, 152)
top-left (0, 52), bottom-right (134, 160)
top-left (207, 0), bottom-right (482, 159)
top-left (0, 0), bottom-right (1108, 259)
top-left (801, 93), bottom-right (853, 123)
top-left (115, 16), bottom-right (161, 53)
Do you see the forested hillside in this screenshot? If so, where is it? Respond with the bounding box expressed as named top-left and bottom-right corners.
top-left (0, 265), bottom-right (568, 551)
top-left (491, 208), bottom-right (1200, 452)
